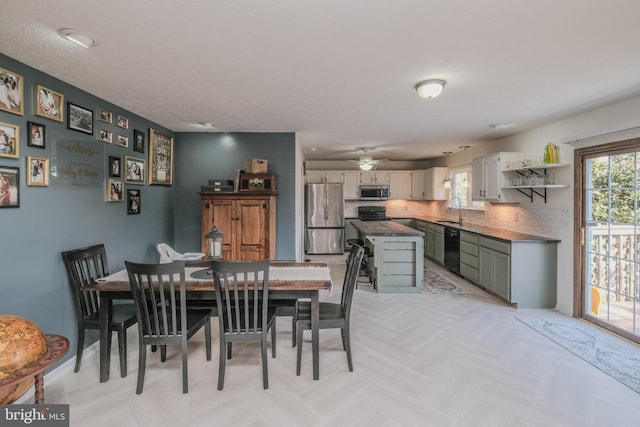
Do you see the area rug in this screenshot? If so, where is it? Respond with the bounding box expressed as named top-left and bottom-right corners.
top-left (516, 314), bottom-right (640, 394)
top-left (424, 269), bottom-right (467, 294)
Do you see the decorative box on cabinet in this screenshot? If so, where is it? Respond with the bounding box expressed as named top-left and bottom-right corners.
top-left (200, 193), bottom-right (276, 260)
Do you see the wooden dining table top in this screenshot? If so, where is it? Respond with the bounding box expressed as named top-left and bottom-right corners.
top-left (85, 262), bottom-right (332, 292)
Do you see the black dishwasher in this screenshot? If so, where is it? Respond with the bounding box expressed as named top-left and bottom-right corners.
top-left (444, 227), bottom-right (460, 275)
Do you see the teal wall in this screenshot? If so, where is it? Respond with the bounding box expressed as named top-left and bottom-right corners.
top-left (173, 132), bottom-right (296, 260)
top-left (0, 53), bottom-right (297, 369)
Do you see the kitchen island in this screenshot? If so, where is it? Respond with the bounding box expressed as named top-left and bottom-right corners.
top-left (351, 220), bottom-right (425, 293)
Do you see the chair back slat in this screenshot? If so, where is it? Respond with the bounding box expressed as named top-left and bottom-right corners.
top-left (211, 260), bottom-right (270, 337)
top-left (125, 261), bottom-right (187, 342)
top-left (62, 244), bottom-right (110, 320)
top-left (342, 245), bottom-right (365, 316)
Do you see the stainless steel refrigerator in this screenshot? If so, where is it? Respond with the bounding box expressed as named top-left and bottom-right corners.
top-left (305, 183), bottom-right (344, 254)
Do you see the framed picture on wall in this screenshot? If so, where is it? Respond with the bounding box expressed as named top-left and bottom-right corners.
top-left (0, 66), bottom-right (24, 116)
top-left (117, 134), bottom-right (128, 147)
top-left (108, 156), bottom-right (121, 177)
top-left (99, 129), bottom-right (112, 143)
top-left (106, 179), bottom-right (124, 202)
top-left (117, 115), bottom-right (128, 129)
top-left (26, 156), bottom-right (49, 187)
top-left (0, 166), bottom-right (19, 208)
top-left (0, 121), bottom-right (19, 158)
top-left (67, 102), bottom-right (93, 135)
top-left (35, 84), bottom-right (63, 122)
top-left (133, 129), bottom-right (145, 153)
top-left (148, 128), bottom-right (173, 186)
top-left (27, 121), bottom-right (45, 148)
top-left (124, 156), bottom-right (145, 184)
top-left (127, 189), bottom-right (140, 214)
top-left (98, 108), bottom-right (112, 123)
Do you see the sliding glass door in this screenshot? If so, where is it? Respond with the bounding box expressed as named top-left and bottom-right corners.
top-left (577, 139), bottom-right (640, 343)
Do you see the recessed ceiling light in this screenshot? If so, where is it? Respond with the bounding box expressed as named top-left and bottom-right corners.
top-left (58, 28), bottom-right (94, 48)
top-left (488, 123), bottom-right (511, 129)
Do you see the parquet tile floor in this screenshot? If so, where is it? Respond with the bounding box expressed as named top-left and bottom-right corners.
top-left (32, 257), bottom-right (640, 426)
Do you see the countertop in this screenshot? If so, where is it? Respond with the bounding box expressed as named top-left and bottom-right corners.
top-left (350, 220), bottom-right (425, 237)
top-left (408, 215), bottom-right (560, 243)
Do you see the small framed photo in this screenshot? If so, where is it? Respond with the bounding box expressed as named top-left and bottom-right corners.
top-left (99, 129), bottom-right (112, 143)
top-left (0, 166), bottom-right (19, 208)
top-left (27, 156), bottom-right (49, 187)
top-left (117, 115), bottom-right (128, 129)
top-left (127, 189), bottom-right (141, 214)
top-left (106, 179), bottom-right (124, 202)
top-left (124, 156), bottom-right (145, 184)
top-left (98, 108), bottom-right (112, 123)
top-left (27, 121), bottom-right (45, 148)
top-left (0, 121), bottom-right (19, 158)
top-left (117, 134), bottom-right (128, 147)
top-left (35, 85), bottom-right (63, 122)
top-left (149, 128), bottom-right (173, 186)
top-left (67, 102), bottom-right (93, 135)
top-left (108, 156), bottom-right (121, 177)
top-left (0, 66), bottom-right (24, 116)
top-left (133, 129), bottom-right (145, 153)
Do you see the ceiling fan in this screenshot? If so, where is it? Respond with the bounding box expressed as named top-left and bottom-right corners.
top-left (349, 148), bottom-right (390, 170)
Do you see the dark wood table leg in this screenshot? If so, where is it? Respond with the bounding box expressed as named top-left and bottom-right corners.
top-left (99, 293), bottom-right (113, 382)
top-left (34, 373), bottom-right (44, 404)
top-left (311, 291), bottom-right (320, 380)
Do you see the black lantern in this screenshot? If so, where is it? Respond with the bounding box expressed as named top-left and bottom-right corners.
top-left (205, 226), bottom-right (224, 259)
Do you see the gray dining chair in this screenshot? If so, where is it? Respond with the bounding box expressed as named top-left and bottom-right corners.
top-left (125, 260), bottom-right (212, 394)
top-left (294, 244), bottom-right (364, 375)
top-left (210, 259), bottom-right (275, 390)
top-left (62, 244), bottom-right (137, 378)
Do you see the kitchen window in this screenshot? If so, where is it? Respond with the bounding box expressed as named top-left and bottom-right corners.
top-left (449, 166), bottom-right (484, 210)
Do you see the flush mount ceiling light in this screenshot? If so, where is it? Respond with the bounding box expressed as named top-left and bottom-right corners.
top-left (198, 122), bottom-right (216, 128)
top-left (415, 79), bottom-right (446, 99)
top-left (58, 28), bottom-right (94, 48)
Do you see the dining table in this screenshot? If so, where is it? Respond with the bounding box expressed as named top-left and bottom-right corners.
top-left (83, 262), bottom-right (332, 382)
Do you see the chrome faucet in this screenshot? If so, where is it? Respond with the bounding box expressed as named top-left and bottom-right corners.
top-left (450, 196), bottom-right (463, 224)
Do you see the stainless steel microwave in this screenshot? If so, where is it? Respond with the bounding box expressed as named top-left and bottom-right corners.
top-left (359, 185), bottom-right (389, 200)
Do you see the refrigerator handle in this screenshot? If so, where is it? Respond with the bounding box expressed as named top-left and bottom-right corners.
top-left (324, 185), bottom-right (329, 221)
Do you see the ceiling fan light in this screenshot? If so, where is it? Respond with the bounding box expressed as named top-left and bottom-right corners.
top-left (359, 163), bottom-right (373, 171)
top-left (415, 79), bottom-right (446, 99)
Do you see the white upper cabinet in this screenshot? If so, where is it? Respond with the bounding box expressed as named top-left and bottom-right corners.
top-left (389, 171), bottom-right (412, 199)
top-left (411, 170), bottom-right (426, 199)
top-left (424, 167), bottom-right (449, 200)
top-left (472, 153), bottom-right (517, 202)
top-left (306, 170), bottom-right (344, 183)
top-left (359, 171), bottom-right (390, 185)
top-left (343, 171), bottom-right (360, 199)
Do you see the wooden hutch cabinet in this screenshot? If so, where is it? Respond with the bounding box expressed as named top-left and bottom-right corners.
top-left (200, 193), bottom-right (276, 260)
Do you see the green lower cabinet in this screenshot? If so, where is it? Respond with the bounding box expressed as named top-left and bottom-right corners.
top-left (434, 225), bottom-right (445, 265)
top-left (479, 246), bottom-right (510, 301)
top-left (477, 235), bottom-right (557, 308)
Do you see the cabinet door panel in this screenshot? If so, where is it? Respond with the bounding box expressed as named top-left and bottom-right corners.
top-left (237, 200), bottom-right (266, 254)
top-left (203, 199), bottom-right (235, 257)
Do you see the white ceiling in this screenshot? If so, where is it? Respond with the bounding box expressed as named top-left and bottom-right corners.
top-left (2, 0), bottom-right (640, 161)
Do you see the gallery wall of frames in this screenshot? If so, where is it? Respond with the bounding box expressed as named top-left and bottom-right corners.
top-left (0, 53), bottom-right (177, 345)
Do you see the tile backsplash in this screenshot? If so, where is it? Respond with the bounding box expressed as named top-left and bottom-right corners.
top-left (382, 200), bottom-right (562, 238)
